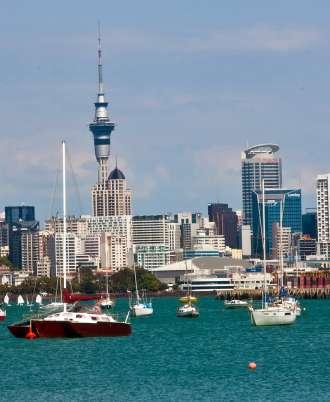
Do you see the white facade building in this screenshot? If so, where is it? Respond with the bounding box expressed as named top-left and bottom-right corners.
top-left (55, 233), bottom-right (81, 277)
top-left (135, 244), bottom-right (170, 271)
top-left (317, 174), bottom-right (330, 243)
top-left (192, 228), bottom-right (226, 253)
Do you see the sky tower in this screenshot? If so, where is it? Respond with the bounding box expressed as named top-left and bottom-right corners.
top-left (89, 26), bottom-right (115, 183)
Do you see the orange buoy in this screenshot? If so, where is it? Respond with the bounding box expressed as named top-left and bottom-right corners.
top-left (248, 362), bottom-right (257, 369)
top-left (25, 324), bottom-right (37, 340)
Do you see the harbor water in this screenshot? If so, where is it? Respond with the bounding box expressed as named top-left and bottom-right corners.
top-left (1, 297), bottom-right (329, 402)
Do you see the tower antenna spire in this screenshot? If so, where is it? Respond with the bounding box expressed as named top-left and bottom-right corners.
top-left (98, 20), bottom-right (103, 95)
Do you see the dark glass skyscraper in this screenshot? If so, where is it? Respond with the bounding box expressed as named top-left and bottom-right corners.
top-left (302, 210), bottom-right (317, 239)
top-left (251, 189), bottom-right (302, 257)
top-left (5, 206), bottom-right (39, 268)
top-left (208, 203), bottom-right (238, 248)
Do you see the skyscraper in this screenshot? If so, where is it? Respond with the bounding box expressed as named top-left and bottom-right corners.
top-left (5, 206), bottom-right (39, 269)
top-left (241, 144), bottom-right (282, 226)
top-left (251, 189), bottom-right (302, 257)
top-left (316, 174), bottom-right (330, 243)
top-left (302, 209), bottom-right (317, 239)
top-left (208, 203), bottom-right (238, 248)
top-left (92, 164), bottom-right (132, 217)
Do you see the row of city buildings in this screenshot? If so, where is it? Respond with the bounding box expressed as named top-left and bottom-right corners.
top-left (0, 37), bottom-right (327, 284)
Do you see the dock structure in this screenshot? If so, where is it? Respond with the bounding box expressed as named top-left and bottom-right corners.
top-left (215, 287), bottom-right (330, 300)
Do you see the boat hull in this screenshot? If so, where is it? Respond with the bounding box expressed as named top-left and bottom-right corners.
top-left (249, 308), bottom-right (296, 326)
top-left (33, 320), bottom-right (77, 338)
top-left (131, 306), bottom-right (153, 317)
top-left (69, 321), bottom-right (131, 337)
top-left (8, 322), bottom-right (30, 338)
top-left (176, 311), bottom-right (199, 318)
top-left (8, 319), bottom-right (132, 338)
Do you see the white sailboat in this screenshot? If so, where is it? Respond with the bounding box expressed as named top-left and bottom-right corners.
top-left (269, 198), bottom-right (302, 317)
top-left (129, 265), bottom-right (153, 317)
top-left (100, 272), bottom-right (115, 309)
top-left (36, 294), bottom-right (43, 305)
top-left (176, 301), bottom-right (199, 317)
top-left (4, 293), bottom-right (10, 306)
top-left (248, 180), bottom-right (296, 326)
top-left (17, 295), bottom-right (25, 306)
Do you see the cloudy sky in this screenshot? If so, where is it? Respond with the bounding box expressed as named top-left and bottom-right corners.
top-left (1, 1), bottom-right (330, 222)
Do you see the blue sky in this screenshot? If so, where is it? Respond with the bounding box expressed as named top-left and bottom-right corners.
top-left (1, 1), bottom-right (330, 222)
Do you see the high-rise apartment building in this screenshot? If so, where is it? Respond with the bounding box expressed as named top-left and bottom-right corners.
top-left (241, 144), bottom-right (282, 226)
top-left (91, 166), bottom-right (132, 217)
top-left (316, 174), bottom-right (330, 243)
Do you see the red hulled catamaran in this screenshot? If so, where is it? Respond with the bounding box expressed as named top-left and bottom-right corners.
top-left (8, 141), bottom-right (131, 339)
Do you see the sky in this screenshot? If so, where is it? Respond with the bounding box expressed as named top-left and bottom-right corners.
top-left (1, 1), bottom-right (330, 223)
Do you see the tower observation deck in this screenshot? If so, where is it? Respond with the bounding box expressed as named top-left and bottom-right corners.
top-left (89, 26), bottom-right (115, 183)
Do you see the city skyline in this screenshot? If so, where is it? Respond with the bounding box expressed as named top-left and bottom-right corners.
top-left (3, 1), bottom-right (330, 221)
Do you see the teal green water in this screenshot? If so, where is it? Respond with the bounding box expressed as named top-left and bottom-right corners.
top-left (0, 297), bottom-right (329, 402)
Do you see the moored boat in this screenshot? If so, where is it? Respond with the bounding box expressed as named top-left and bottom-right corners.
top-left (224, 299), bottom-right (249, 309)
top-left (0, 308), bottom-right (6, 321)
top-left (177, 303), bottom-right (199, 318)
top-left (179, 295), bottom-right (198, 304)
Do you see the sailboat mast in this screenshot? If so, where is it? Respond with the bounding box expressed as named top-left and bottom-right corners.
top-left (133, 265), bottom-right (140, 302)
top-left (279, 199), bottom-right (284, 289)
top-left (262, 179), bottom-right (267, 308)
top-left (62, 140), bottom-right (67, 313)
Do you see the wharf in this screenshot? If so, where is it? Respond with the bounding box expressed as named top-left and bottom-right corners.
top-left (215, 288), bottom-right (330, 300)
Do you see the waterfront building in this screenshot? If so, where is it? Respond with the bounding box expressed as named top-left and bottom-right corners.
top-left (241, 225), bottom-right (252, 257)
top-left (208, 203), bottom-right (238, 248)
top-left (302, 209), bottom-right (317, 239)
top-left (241, 144), bottom-right (282, 227)
top-left (298, 236), bottom-right (317, 261)
top-left (192, 228), bottom-right (226, 254)
top-left (251, 188), bottom-right (302, 257)
top-left (135, 244), bottom-right (170, 270)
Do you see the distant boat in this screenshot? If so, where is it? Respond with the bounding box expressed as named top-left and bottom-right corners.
top-left (224, 299), bottom-right (249, 309)
top-left (177, 303), bottom-right (199, 318)
top-left (179, 295), bottom-right (198, 304)
top-left (36, 294), bottom-right (43, 305)
top-left (4, 294), bottom-right (10, 305)
top-left (100, 272), bottom-right (115, 310)
top-left (129, 266), bottom-right (153, 317)
top-left (17, 295), bottom-right (25, 306)
top-left (0, 308), bottom-right (6, 321)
